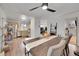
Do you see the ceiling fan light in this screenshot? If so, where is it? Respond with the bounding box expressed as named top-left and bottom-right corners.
top-left (21, 15), bottom-right (27, 20)
top-left (42, 5), bottom-right (47, 10)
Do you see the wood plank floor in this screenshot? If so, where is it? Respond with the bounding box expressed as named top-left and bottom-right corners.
top-left (70, 36), bottom-right (76, 45)
top-left (5, 37), bottom-right (25, 56)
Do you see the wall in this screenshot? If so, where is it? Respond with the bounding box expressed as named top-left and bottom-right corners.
top-left (31, 18), bottom-right (40, 38)
top-left (40, 20), bottom-right (47, 27)
top-left (63, 11), bottom-right (79, 46)
top-left (32, 14), bottom-right (68, 37)
top-left (65, 17), bottom-right (76, 36)
top-left (46, 16), bottom-right (66, 37)
top-left (36, 15), bottom-right (66, 37)
top-left (0, 8), bottom-right (7, 27)
top-left (0, 7), bottom-right (7, 52)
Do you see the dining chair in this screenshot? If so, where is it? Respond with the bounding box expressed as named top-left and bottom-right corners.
top-left (47, 38), bottom-right (66, 56)
top-left (64, 34), bottom-right (72, 56)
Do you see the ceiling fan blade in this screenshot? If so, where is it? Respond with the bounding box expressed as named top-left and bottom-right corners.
top-left (29, 6), bottom-right (40, 11)
top-left (47, 8), bottom-right (56, 12)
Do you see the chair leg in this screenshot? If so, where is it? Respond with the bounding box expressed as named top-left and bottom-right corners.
top-left (65, 47), bottom-right (69, 56)
top-left (68, 46), bottom-right (69, 54)
top-left (67, 46), bottom-right (69, 56)
top-left (63, 49), bottom-right (65, 56)
top-left (66, 48), bottom-right (68, 56)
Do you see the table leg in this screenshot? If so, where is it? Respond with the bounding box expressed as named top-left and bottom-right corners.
top-left (27, 52), bottom-right (29, 56)
top-left (25, 48), bottom-right (26, 55)
top-left (25, 47), bottom-right (30, 56)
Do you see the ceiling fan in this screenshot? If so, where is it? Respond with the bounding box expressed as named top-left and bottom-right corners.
top-left (29, 3), bottom-right (56, 12)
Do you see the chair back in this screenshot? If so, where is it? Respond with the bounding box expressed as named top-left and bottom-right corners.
top-left (47, 38), bottom-right (66, 56)
top-left (66, 34), bottom-right (72, 46)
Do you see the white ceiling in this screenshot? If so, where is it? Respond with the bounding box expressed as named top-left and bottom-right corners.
top-left (0, 3), bottom-right (79, 21)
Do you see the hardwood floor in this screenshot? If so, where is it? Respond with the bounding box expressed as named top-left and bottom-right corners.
top-left (5, 37), bottom-right (25, 56)
top-left (70, 36), bottom-right (76, 45)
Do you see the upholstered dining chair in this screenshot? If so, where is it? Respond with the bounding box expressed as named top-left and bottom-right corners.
top-left (47, 38), bottom-right (66, 56)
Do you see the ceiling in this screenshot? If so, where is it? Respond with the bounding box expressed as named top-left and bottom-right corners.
top-left (0, 3), bottom-right (79, 21)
